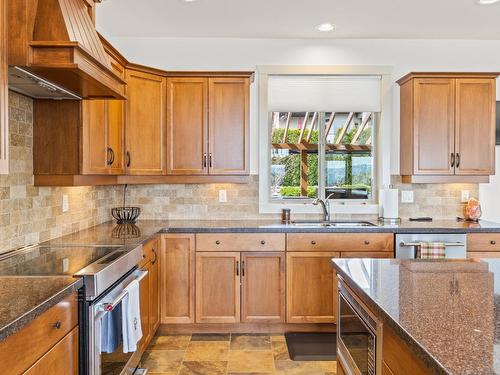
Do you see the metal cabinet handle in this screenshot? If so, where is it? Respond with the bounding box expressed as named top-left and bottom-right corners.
top-left (364, 240), bottom-right (370, 245)
top-left (491, 240), bottom-right (497, 245)
top-left (126, 151), bottom-right (131, 168)
top-left (260, 240), bottom-right (266, 245)
top-left (152, 248), bottom-right (157, 265)
top-left (106, 147), bottom-right (112, 166)
top-left (242, 261), bottom-right (245, 277)
top-left (215, 240), bottom-right (221, 245)
top-left (203, 153), bottom-right (207, 168)
top-left (209, 153), bottom-right (213, 168)
top-left (110, 148), bottom-right (115, 165)
top-left (451, 153), bottom-right (455, 168)
top-left (456, 153), bottom-right (460, 168)
top-left (52, 321), bottom-right (62, 330)
top-left (236, 261), bottom-right (239, 276)
top-left (311, 240), bottom-right (316, 245)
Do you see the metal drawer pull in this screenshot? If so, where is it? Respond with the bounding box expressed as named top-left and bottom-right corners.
top-left (364, 240), bottom-right (370, 245)
top-left (215, 240), bottom-right (221, 245)
top-left (400, 241), bottom-right (464, 247)
top-left (260, 240), bottom-right (266, 245)
top-left (311, 240), bottom-right (316, 245)
top-left (97, 270), bottom-right (149, 312)
top-left (491, 240), bottom-right (497, 245)
top-left (52, 321), bottom-right (62, 329)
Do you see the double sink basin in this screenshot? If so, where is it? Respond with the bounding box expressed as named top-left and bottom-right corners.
top-left (290, 220), bottom-right (376, 228)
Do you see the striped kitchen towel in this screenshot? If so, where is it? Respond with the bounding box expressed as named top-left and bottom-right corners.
top-left (416, 242), bottom-right (446, 259)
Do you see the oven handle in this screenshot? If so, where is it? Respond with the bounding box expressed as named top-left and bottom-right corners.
top-left (97, 270), bottom-right (148, 312)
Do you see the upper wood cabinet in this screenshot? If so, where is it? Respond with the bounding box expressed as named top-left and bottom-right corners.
top-left (125, 69), bottom-right (167, 175)
top-left (209, 77), bottom-right (250, 175)
top-left (0, 0), bottom-right (8, 175)
top-left (398, 73), bottom-right (497, 183)
top-left (166, 78), bottom-right (208, 175)
top-left (166, 76), bottom-right (250, 176)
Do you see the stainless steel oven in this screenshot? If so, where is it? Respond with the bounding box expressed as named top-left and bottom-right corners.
top-left (87, 268), bottom-right (148, 375)
top-left (337, 280), bottom-right (380, 375)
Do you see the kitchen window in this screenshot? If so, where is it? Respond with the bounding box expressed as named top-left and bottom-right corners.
top-left (270, 111), bottom-right (375, 202)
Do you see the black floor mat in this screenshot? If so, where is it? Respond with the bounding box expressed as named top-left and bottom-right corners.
top-left (285, 332), bottom-right (337, 361)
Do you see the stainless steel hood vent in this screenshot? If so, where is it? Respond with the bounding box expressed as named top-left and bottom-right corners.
top-left (8, 66), bottom-right (81, 100)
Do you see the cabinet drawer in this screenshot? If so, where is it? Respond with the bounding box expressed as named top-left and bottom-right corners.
top-left (196, 233), bottom-right (285, 252)
top-left (0, 293), bottom-right (78, 374)
top-left (467, 234), bottom-right (500, 252)
top-left (24, 327), bottom-right (79, 375)
top-left (287, 233), bottom-right (394, 252)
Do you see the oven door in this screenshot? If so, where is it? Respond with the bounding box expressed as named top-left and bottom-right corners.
top-left (337, 289), bottom-right (377, 375)
top-left (88, 269), bottom-right (148, 375)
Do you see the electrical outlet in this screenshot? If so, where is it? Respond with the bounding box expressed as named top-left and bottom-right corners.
top-left (401, 190), bottom-right (414, 203)
top-left (218, 190), bottom-right (227, 203)
top-left (461, 190), bottom-right (470, 203)
top-left (62, 258), bottom-right (69, 273)
top-left (62, 194), bottom-right (69, 212)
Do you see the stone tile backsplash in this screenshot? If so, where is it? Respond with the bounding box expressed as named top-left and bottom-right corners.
top-left (0, 91), bottom-right (482, 253)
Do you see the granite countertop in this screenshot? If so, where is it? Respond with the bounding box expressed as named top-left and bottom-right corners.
top-left (40, 219), bottom-right (500, 249)
top-left (0, 276), bottom-right (82, 341)
top-left (332, 258), bottom-right (500, 375)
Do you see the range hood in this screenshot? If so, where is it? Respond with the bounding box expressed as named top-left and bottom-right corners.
top-left (8, 0), bottom-right (126, 99)
top-left (9, 67), bottom-right (81, 100)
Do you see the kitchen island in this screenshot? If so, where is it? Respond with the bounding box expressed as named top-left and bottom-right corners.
top-left (332, 257), bottom-right (500, 375)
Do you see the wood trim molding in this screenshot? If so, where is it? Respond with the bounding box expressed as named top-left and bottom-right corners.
top-left (401, 175), bottom-right (490, 184)
top-left (397, 72), bottom-right (500, 86)
top-left (117, 175), bottom-right (251, 185)
top-left (34, 175), bottom-right (118, 186)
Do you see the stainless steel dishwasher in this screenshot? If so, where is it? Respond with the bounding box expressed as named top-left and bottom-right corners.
top-left (395, 233), bottom-right (467, 259)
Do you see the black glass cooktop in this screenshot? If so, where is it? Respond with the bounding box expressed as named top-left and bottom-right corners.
top-left (0, 245), bottom-right (122, 276)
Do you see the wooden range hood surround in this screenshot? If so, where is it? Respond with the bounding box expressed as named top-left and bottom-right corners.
top-left (8, 0), bottom-right (126, 99)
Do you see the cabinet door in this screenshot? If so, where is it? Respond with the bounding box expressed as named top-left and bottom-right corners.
top-left (161, 234), bottom-right (195, 324)
top-left (149, 239), bottom-right (160, 334)
top-left (81, 100), bottom-right (109, 175)
top-left (241, 252), bottom-right (285, 323)
top-left (24, 327), bottom-right (79, 375)
top-left (208, 77), bottom-right (249, 175)
top-left (413, 78), bottom-right (455, 175)
top-left (138, 262), bottom-right (151, 351)
top-left (107, 100), bottom-right (125, 174)
top-left (125, 69), bottom-right (167, 175)
top-left (196, 252), bottom-right (240, 323)
top-left (455, 78), bottom-right (496, 175)
top-left (286, 252), bottom-right (339, 323)
top-left (166, 78), bottom-right (208, 175)
top-left (0, 0), bottom-right (7, 174)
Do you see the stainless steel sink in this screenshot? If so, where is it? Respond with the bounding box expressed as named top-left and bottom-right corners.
top-left (291, 221), bottom-right (376, 227)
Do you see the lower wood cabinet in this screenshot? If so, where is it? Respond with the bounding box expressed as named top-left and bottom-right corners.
top-left (467, 233), bottom-right (500, 258)
top-left (138, 236), bottom-right (160, 350)
top-left (161, 234), bottom-right (195, 323)
top-left (0, 293), bottom-right (78, 375)
top-left (196, 251), bottom-right (241, 323)
top-left (286, 252), bottom-right (339, 323)
top-left (241, 252), bottom-right (286, 323)
top-left (24, 327), bottom-right (79, 375)
top-left (195, 251), bottom-right (286, 324)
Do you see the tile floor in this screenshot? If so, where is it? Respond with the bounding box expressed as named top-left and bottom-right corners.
top-left (140, 333), bottom-right (337, 375)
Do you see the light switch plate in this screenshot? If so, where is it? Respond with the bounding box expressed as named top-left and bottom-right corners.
top-left (401, 190), bottom-right (414, 203)
top-left (62, 194), bottom-right (69, 212)
top-left (218, 190), bottom-right (227, 203)
top-left (461, 190), bottom-right (470, 203)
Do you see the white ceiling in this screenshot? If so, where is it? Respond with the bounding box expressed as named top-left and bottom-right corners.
top-left (96, 0), bottom-right (500, 40)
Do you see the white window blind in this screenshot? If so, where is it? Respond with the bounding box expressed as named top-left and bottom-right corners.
top-left (267, 75), bottom-right (381, 112)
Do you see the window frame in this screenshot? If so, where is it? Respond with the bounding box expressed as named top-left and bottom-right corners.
top-left (258, 65), bottom-right (393, 215)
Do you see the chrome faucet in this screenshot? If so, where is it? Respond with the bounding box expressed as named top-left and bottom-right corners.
top-left (312, 193), bottom-right (336, 221)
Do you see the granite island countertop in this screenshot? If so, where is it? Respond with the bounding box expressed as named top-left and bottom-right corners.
top-left (332, 258), bottom-right (500, 375)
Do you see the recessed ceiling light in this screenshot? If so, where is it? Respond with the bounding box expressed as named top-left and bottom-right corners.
top-left (315, 23), bottom-right (336, 32)
top-left (477, 0), bottom-right (499, 4)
